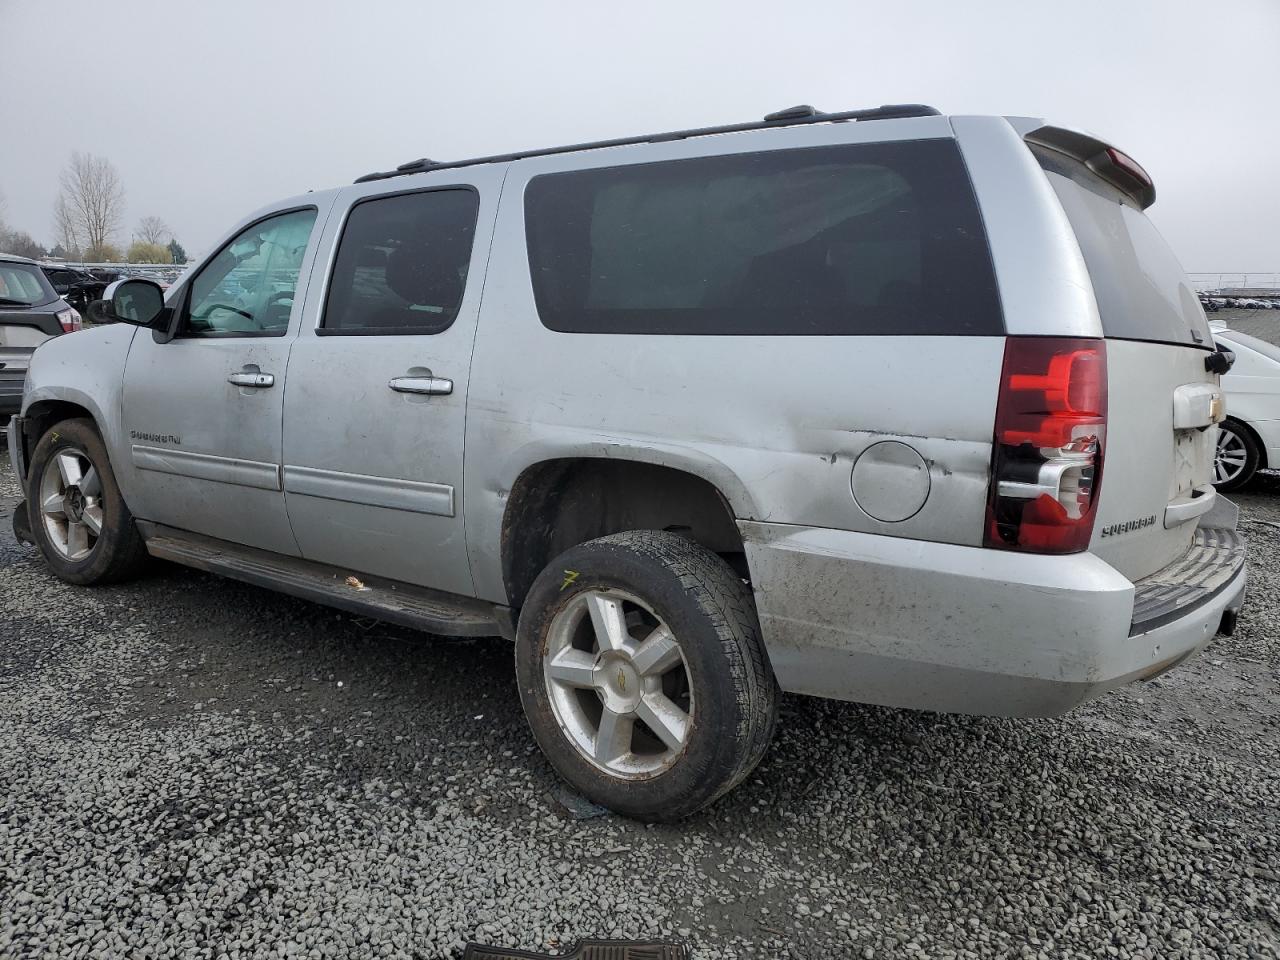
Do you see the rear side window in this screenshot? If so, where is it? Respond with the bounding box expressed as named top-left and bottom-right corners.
top-left (524, 139), bottom-right (1002, 336)
top-left (321, 188), bottom-right (479, 336)
top-left (1039, 155), bottom-right (1210, 348)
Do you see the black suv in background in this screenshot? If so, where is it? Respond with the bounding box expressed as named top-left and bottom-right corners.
top-left (39, 264), bottom-right (108, 315)
top-left (0, 254), bottom-right (79, 416)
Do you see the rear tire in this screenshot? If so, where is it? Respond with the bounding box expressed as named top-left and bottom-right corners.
top-left (26, 418), bottom-right (148, 585)
top-left (1212, 419), bottom-right (1259, 492)
top-left (515, 530), bottom-right (777, 821)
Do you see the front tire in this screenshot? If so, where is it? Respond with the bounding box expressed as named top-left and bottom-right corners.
top-left (515, 530), bottom-right (778, 821)
top-left (1212, 419), bottom-right (1260, 492)
top-left (26, 418), bottom-right (148, 585)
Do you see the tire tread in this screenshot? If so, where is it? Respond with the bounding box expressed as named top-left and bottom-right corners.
top-left (518, 529), bottom-right (777, 819)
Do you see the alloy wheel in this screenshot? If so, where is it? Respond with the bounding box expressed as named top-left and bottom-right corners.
top-left (1214, 427), bottom-right (1249, 485)
top-left (38, 447), bottom-right (104, 561)
top-left (543, 588), bottom-right (694, 779)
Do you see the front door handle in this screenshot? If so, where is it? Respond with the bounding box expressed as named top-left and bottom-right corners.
top-left (228, 371), bottom-right (275, 388)
top-left (389, 374), bottom-right (453, 396)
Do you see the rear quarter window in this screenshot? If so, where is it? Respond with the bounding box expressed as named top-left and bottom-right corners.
top-left (1038, 153), bottom-right (1210, 349)
top-left (524, 139), bottom-right (1003, 336)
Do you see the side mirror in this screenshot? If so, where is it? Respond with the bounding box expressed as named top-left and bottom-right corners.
top-left (95, 278), bottom-right (169, 328)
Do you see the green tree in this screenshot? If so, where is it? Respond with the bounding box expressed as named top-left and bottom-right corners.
top-left (167, 238), bottom-right (188, 264)
top-left (86, 242), bottom-right (124, 263)
top-left (126, 241), bottom-right (173, 264)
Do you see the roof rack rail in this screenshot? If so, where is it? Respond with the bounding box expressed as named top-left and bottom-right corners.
top-left (354, 103), bottom-right (941, 183)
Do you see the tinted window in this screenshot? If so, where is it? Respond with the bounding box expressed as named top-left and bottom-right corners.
top-left (183, 208), bottom-right (317, 337)
top-left (321, 189), bottom-right (478, 335)
top-left (524, 139), bottom-right (1002, 336)
top-left (1040, 156), bottom-right (1210, 348)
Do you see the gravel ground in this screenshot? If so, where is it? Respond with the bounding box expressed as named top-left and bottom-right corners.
top-left (1, 459), bottom-right (1278, 960)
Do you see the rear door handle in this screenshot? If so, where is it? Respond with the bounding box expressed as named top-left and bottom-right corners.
top-left (228, 371), bottom-right (275, 388)
top-left (389, 374), bottom-right (453, 396)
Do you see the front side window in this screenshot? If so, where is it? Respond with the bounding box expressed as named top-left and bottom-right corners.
top-left (182, 208), bottom-right (317, 337)
top-left (524, 139), bottom-right (1002, 336)
top-left (321, 189), bottom-right (479, 335)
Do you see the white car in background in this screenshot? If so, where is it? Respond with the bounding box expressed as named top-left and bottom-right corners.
top-left (1212, 321), bottom-right (1280, 490)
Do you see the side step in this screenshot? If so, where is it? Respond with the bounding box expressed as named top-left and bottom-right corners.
top-left (140, 524), bottom-right (511, 639)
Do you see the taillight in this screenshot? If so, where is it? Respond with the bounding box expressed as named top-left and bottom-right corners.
top-left (56, 307), bottom-right (82, 333)
top-left (984, 337), bottom-right (1107, 554)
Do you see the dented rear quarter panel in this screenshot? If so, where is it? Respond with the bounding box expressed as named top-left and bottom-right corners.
top-left (464, 118), bottom-right (1025, 604)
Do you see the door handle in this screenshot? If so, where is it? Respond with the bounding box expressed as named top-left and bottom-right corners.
top-left (228, 371), bottom-right (275, 388)
top-left (389, 374), bottom-right (453, 396)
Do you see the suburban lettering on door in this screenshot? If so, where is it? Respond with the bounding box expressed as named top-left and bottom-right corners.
top-left (129, 430), bottom-right (182, 445)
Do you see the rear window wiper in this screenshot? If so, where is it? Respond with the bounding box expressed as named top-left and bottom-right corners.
top-left (0, 297), bottom-right (33, 307)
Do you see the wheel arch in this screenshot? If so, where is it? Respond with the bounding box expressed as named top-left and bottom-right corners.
top-left (499, 456), bottom-right (749, 612)
top-left (16, 396), bottom-right (103, 484)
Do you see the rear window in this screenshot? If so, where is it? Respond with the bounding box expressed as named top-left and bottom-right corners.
top-left (0, 262), bottom-right (57, 307)
top-left (1039, 154), bottom-right (1210, 348)
top-left (524, 139), bottom-right (1003, 336)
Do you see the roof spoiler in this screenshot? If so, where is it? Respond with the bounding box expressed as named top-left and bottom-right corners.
top-left (1024, 125), bottom-right (1156, 209)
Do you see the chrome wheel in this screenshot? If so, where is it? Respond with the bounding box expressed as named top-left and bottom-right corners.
top-left (543, 588), bottom-right (694, 779)
top-left (38, 447), bottom-right (104, 561)
top-left (1214, 427), bottom-right (1249, 485)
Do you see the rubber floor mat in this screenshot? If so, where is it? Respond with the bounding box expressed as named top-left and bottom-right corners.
top-left (463, 939), bottom-right (688, 960)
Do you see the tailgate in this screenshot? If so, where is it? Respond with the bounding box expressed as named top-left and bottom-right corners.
top-left (1097, 340), bottom-right (1220, 580)
top-left (1036, 139), bottom-right (1220, 582)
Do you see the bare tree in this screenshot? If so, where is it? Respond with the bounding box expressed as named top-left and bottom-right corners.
top-left (54, 152), bottom-right (125, 257)
top-left (135, 215), bottom-right (171, 245)
top-left (0, 189), bottom-right (44, 259)
top-left (53, 194), bottom-right (81, 257)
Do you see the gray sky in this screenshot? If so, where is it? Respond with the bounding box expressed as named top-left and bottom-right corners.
top-left (3, 0), bottom-right (1277, 270)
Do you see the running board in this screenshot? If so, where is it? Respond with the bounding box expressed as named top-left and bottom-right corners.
top-left (139, 523), bottom-right (511, 639)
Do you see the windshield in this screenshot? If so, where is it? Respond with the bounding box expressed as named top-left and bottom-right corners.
top-left (0, 261), bottom-right (57, 306)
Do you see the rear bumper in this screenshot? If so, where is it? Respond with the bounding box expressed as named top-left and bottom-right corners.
top-left (741, 516), bottom-right (1246, 718)
top-left (0, 379), bottom-right (23, 416)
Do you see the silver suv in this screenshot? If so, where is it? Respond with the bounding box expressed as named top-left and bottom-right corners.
top-left (6, 104), bottom-right (1246, 820)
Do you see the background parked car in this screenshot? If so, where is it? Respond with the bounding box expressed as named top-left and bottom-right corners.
top-left (39, 264), bottom-right (108, 315)
top-left (0, 254), bottom-right (80, 417)
top-left (1212, 321), bottom-right (1280, 490)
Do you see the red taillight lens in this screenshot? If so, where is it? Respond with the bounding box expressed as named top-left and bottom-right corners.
top-left (1105, 148), bottom-right (1152, 189)
top-left (984, 337), bottom-right (1107, 554)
